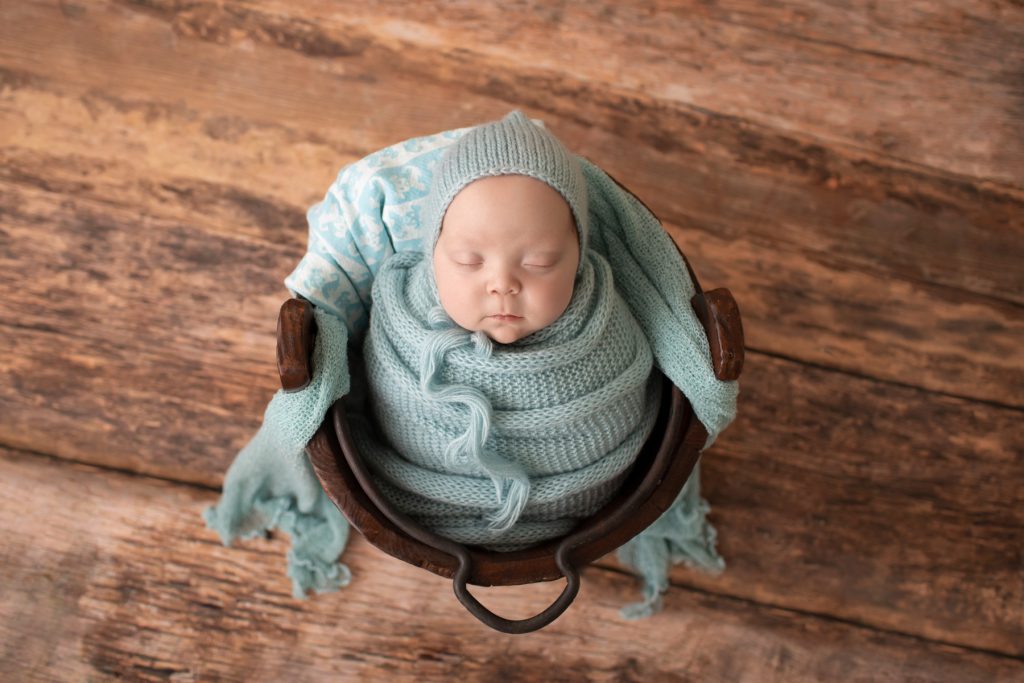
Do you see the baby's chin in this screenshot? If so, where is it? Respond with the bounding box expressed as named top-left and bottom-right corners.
top-left (478, 321), bottom-right (533, 345)
top-left (486, 329), bottom-right (526, 344)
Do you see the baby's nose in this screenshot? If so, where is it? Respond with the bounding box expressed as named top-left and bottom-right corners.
top-left (488, 271), bottom-right (520, 295)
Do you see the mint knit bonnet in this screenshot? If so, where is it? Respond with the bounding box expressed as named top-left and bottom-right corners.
top-left (420, 110), bottom-right (590, 274)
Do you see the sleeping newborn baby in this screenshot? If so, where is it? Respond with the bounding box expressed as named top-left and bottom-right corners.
top-left (353, 111), bottom-right (661, 550)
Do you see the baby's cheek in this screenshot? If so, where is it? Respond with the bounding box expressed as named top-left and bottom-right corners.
top-left (438, 277), bottom-right (481, 329)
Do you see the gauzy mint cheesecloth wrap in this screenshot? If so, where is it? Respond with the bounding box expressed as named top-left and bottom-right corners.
top-left (203, 118), bottom-right (740, 619)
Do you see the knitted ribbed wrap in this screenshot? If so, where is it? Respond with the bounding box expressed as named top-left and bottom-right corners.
top-left (351, 248), bottom-right (662, 550)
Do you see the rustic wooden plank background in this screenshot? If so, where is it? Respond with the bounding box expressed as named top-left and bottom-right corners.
top-left (1, 1), bottom-right (1021, 680)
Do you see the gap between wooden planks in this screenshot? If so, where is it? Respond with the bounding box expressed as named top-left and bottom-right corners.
top-left (1, 446), bottom-right (1022, 682)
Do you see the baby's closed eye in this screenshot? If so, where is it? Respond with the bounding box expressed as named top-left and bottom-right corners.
top-left (523, 252), bottom-right (562, 269)
top-left (450, 252), bottom-right (483, 266)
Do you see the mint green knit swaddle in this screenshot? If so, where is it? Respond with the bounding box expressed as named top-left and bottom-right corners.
top-left (351, 248), bottom-right (661, 551)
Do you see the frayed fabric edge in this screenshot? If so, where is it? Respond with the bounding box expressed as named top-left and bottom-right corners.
top-left (203, 486), bottom-right (352, 599)
top-left (615, 460), bottom-right (725, 620)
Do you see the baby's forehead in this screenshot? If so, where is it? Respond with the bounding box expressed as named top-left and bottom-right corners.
top-left (441, 226), bottom-right (572, 252)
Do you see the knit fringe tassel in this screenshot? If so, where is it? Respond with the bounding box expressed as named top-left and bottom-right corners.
top-left (418, 311), bottom-right (532, 533)
top-left (615, 460), bottom-right (725, 619)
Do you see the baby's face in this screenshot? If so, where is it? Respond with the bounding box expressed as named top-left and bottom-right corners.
top-left (432, 174), bottom-right (580, 344)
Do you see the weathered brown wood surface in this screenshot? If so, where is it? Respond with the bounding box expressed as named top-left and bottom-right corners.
top-left (2, 446), bottom-right (1022, 682)
top-left (1, 0), bottom-right (1022, 678)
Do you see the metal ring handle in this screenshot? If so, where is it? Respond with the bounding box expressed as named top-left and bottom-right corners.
top-left (451, 541), bottom-right (581, 634)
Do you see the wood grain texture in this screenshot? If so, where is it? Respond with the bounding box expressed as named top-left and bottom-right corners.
top-left (2, 447), bottom-right (1022, 682)
top-left (130, 0), bottom-right (1024, 184)
top-left (673, 356), bottom-right (1024, 655)
top-left (1, 1), bottom-right (1022, 306)
top-left (0, 0), bottom-right (1021, 674)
